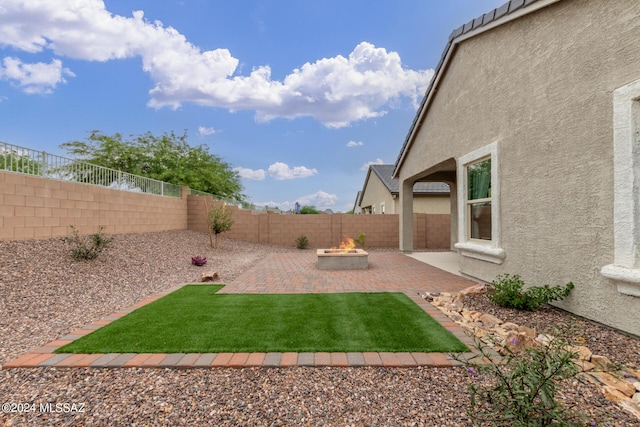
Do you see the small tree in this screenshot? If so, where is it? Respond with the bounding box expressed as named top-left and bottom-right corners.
top-left (206, 203), bottom-right (234, 248)
top-left (299, 205), bottom-right (321, 214)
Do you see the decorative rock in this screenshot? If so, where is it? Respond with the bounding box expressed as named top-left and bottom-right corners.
top-left (459, 284), bottom-right (487, 296)
top-left (501, 322), bottom-right (519, 331)
top-left (591, 354), bottom-right (615, 371)
top-left (478, 313), bottom-right (502, 328)
top-left (503, 330), bottom-right (537, 352)
top-left (517, 325), bottom-right (537, 338)
top-left (425, 283), bottom-right (640, 421)
top-left (445, 311), bottom-right (464, 323)
top-left (200, 271), bottom-right (220, 282)
top-left (588, 372), bottom-right (637, 398)
top-left (535, 334), bottom-right (554, 346)
top-left (574, 360), bottom-right (596, 372)
top-left (565, 345), bottom-right (592, 361)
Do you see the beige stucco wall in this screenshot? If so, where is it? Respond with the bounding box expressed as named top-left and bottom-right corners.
top-left (413, 195), bottom-right (450, 215)
top-left (360, 172), bottom-right (450, 215)
top-left (397, 0), bottom-right (640, 335)
top-left (359, 172), bottom-right (396, 213)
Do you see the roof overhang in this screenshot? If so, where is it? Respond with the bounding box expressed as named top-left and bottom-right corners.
top-left (392, 0), bottom-right (562, 179)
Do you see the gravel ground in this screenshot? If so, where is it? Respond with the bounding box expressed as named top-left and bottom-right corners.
top-left (1, 230), bottom-right (638, 426)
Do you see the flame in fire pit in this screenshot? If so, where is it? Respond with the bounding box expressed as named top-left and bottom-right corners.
top-left (326, 236), bottom-right (357, 253)
top-left (338, 237), bottom-right (355, 250)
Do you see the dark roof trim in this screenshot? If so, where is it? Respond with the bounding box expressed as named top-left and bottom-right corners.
top-left (361, 165), bottom-right (449, 201)
top-left (392, 0), bottom-right (561, 178)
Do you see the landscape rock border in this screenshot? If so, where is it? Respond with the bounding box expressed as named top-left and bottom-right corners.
top-left (423, 284), bottom-right (640, 420)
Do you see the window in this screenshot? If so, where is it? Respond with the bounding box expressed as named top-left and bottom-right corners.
top-left (467, 158), bottom-right (492, 240)
top-left (600, 78), bottom-right (640, 297)
top-left (380, 203), bottom-right (385, 214)
top-left (455, 142), bottom-right (505, 264)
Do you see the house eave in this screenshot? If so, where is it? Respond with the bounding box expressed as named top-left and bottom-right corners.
top-left (392, 0), bottom-right (562, 179)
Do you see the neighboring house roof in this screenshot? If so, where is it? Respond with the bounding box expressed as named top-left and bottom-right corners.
top-left (362, 165), bottom-right (449, 201)
top-left (352, 190), bottom-right (362, 212)
top-left (393, 0), bottom-right (559, 177)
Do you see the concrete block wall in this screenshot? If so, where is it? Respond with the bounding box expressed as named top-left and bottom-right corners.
top-left (0, 172), bottom-right (450, 249)
top-left (0, 171), bottom-right (188, 240)
top-left (187, 194), bottom-right (449, 249)
top-left (425, 214), bottom-right (451, 250)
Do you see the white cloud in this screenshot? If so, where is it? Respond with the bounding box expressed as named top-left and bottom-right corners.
top-left (234, 167), bottom-right (266, 181)
top-left (267, 162), bottom-right (317, 180)
top-left (0, 57), bottom-right (74, 94)
top-left (360, 158), bottom-right (385, 171)
top-left (0, 0), bottom-right (433, 126)
top-left (198, 126), bottom-right (216, 136)
top-left (236, 162), bottom-right (317, 181)
top-left (346, 140), bottom-right (364, 147)
top-left (257, 190), bottom-right (337, 211)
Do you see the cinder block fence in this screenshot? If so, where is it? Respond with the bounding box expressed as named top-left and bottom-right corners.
top-left (1, 171), bottom-right (450, 249)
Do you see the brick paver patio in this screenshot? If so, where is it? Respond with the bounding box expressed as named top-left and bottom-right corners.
top-left (3, 252), bottom-right (482, 369)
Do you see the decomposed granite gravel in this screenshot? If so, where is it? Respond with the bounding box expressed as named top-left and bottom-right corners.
top-left (1, 230), bottom-right (638, 426)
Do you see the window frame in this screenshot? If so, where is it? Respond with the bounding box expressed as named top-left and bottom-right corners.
top-left (454, 142), bottom-right (505, 264)
top-left (465, 157), bottom-right (492, 242)
top-left (600, 79), bottom-right (640, 297)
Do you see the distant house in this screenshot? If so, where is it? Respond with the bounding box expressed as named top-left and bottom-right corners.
top-left (393, 0), bottom-right (640, 336)
top-left (356, 164), bottom-right (449, 214)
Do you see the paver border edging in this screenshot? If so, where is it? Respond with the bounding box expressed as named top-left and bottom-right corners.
top-left (2, 282), bottom-right (482, 370)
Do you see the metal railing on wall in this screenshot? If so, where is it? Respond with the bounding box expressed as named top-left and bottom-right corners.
top-left (1, 141), bottom-right (182, 198)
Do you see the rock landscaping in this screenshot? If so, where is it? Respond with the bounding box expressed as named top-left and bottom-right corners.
top-left (425, 285), bottom-right (640, 421)
top-left (0, 230), bottom-right (638, 425)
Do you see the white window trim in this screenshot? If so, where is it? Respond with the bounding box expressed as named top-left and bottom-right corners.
top-left (454, 141), bottom-right (505, 264)
top-left (380, 203), bottom-right (385, 214)
top-left (600, 79), bottom-right (640, 297)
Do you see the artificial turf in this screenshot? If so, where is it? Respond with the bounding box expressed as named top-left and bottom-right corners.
top-left (56, 285), bottom-right (468, 353)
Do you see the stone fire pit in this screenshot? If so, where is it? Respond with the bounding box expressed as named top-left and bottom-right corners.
top-left (316, 248), bottom-right (369, 270)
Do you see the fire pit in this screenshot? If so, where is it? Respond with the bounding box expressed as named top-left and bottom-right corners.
top-left (317, 237), bottom-right (368, 270)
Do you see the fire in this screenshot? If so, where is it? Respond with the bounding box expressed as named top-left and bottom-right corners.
top-left (326, 236), bottom-right (357, 253)
top-left (338, 237), bottom-right (356, 250)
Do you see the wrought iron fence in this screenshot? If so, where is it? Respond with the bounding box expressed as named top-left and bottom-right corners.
top-left (0, 142), bottom-right (181, 197)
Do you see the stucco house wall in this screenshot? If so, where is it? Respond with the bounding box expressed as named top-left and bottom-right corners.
top-left (358, 165), bottom-right (451, 215)
top-left (359, 171), bottom-right (396, 214)
top-left (395, 0), bottom-right (640, 335)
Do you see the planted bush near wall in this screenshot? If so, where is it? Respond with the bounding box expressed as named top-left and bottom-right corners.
top-left (488, 274), bottom-right (574, 311)
top-left (62, 225), bottom-right (113, 260)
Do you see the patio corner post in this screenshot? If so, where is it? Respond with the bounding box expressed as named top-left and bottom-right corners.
top-left (399, 178), bottom-right (414, 253)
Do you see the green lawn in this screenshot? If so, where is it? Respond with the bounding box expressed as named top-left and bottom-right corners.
top-left (57, 285), bottom-right (468, 353)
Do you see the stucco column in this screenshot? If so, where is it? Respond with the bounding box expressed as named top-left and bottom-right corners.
top-left (399, 178), bottom-right (414, 253)
top-left (448, 181), bottom-right (458, 251)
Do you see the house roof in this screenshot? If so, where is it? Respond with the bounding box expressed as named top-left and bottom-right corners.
top-left (392, 0), bottom-right (560, 177)
top-left (368, 164), bottom-right (450, 195)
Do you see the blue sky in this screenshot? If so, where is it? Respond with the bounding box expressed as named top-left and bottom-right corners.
top-left (0, 0), bottom-right (505, 212)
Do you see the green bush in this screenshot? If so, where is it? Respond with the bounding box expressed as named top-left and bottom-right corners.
top-left (207, 203), bottom-right (234, 248)
top-left (487, 274), bottom-right (574, 310)
top-left (295, 235), bottom-right (309, 249)
top-left (454, 324), bottom-right (588, 426)
top-left (354, 232), bottom-right (366, 248)
top-left (62, 225), bottom-right (113, 260)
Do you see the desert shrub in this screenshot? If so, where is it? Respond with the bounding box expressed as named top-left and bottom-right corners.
top-left (295, 235), bottom-right (309, 249)
top-left (207, 203), bottom-right (234, 248)
top-left (62, 225), bottom-right (113, 260)
top-left (354, 232), bottom-right (366, 248)
top-left (454, 324), bottom-right (587, 426)
top-left (488, 274), bottom-right (574, 310)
